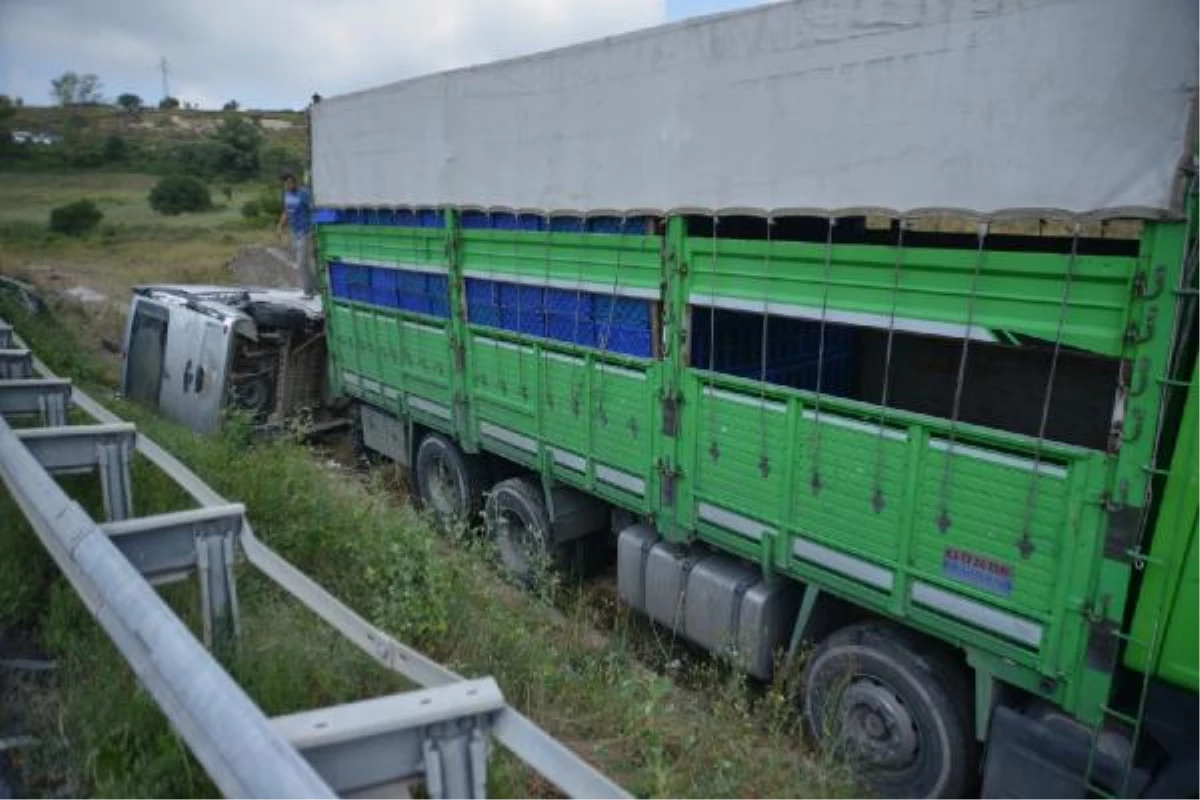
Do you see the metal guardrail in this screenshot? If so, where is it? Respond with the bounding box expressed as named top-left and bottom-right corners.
top-left (0, 314), bottom-right (629, 800)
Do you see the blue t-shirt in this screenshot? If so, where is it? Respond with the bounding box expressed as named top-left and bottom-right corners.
top-left (284, 186), bottom-right (312, 236)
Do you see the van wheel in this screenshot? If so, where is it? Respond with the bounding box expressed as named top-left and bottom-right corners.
top-left (414, 433), bottom-right (486, 527)
top-left (485, 477), bottom-right (566, 586)
top-left (800, 622), bottom-right (974, 798)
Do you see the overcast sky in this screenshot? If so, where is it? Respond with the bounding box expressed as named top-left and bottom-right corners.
top-left (0, 0), bottom-right (761, 110)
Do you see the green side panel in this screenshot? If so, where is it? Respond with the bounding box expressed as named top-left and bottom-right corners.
top-left (541, 351), bottom-right (591, 460)
top-left (680, 367), bottom-right (1105, 675)
top-left (1125, 361), bottom-right (1199, 691)
top-left (325, 301), bottom-right (456, 423)
top-left (469, 332), bottom-right (540, 450)
top-left (465, 326), bottom-right (659, 511)
top-left (317, 221), bottom-right (458, 429)
top-left (671, 218), bottom-right (1191, 724)
top-left (685, 236), bottom-right (1139, 356)
top-left (319, 224), bottom-right (447, 268)
top-left (460, 229), bottom-right (662, 292)
top-left (396, 316), bottom-right (455, 399)
top-left (329, 303), bottom-right (358, 376)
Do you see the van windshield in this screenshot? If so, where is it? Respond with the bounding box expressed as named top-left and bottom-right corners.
top-left (125, 302), bottom-right (169, 408)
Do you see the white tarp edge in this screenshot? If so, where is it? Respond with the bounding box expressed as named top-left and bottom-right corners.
top-left (312, 0), bottom-right (1197, 219)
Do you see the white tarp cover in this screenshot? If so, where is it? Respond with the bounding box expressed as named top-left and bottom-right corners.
top-left (312, 0), bottom-right (1197, 219)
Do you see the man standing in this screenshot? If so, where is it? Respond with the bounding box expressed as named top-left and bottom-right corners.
top-left (277, 172), bottom-right (317, 297)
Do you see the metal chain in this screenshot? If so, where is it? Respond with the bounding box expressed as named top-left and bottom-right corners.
top-left (808, 217), bottom-right (836, 494)
top-left (936, 222), bottom-right (989, 533)
top-left (757, 216), bottom-right (774, 477)
top-left (1017, 223), bottom-right (1080, 559)
top-left (595, 215), bottom-right (629, 431)
top-left (871, 219), bottom-right (907, 512)
top-left (707, 215), bottom-right (721, 463)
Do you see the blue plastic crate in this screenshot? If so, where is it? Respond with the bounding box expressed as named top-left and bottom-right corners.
top-left (368, 268), bottom-right (400, 308)
top-left (500, 308), bottom-right (545, 337)
top-left (466, 278), bottom-right (497, 305)
top-left (370, 286), bottom-right (397, 308)
top-left (462, 212), bottom-right (546, 231)
top-left (587, 216), bottom-right (654, 235)
top-left (599, 325), bottom-right (653, 358)
top-left (394, 271), bottom-right (425, 294)
top-left (548, 217), bottom-right (585, 233)
top-left (426, 274), bottom-right (449, 297)
top-left (547, 312), bottom-right (596, 347)
top-left (595, 295), bottom-right (651, 329)
top-left (328, 262), bottom-right (351, 299)
top-left (469, 305), bottom-right (502, 327)
top-left (499, 284), bottom-right (543, 312)
top-left (346, 265), bottom-right (371, 302)
top-left (545, 288), bottom-right (593, 317)
top-left (427, 294), bottom-right (450, 318)
top-left (460, 212), bottom-right (491, 229)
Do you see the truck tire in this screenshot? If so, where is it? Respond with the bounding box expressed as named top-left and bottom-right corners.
top-left (484, 476), bottom-right (568, 586)
top-left (414, 433), bottom-right (486, 528)
top-left (800, 622), bottom-right (974, 799)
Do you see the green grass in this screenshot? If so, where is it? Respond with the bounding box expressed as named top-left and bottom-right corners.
top-left (0, 282), bottom-right (854, 797)
top-left (0, 169), bottom-right (283, 350)
top-left (0, 172), bottom-right (251, 229)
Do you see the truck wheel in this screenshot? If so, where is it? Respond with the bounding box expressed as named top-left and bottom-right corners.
top-left (484, 477), bottom-right (565, 586)
top-left (414, 433), bottom-right (486, 527)
top-left (800, 622), bottom-right (974, 799)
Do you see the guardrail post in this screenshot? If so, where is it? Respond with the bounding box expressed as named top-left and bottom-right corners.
top-left (0, 378), bottom-right (70, 425)
top-left (197, 528), bottom-right (239, 648)
top-left (0, 348), bottom-right (33, 379)
top-left (97, 440), bottom-right (134, 522)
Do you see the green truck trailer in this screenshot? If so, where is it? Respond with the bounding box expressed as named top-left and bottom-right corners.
top-left (308, 1), bottom-right (1198, 796)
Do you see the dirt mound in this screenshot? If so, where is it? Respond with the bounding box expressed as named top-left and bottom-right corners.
top-left (226, 245), bottom-right (300, 289)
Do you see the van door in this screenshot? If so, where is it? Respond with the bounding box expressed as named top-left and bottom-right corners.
top-left (190, 316), bottom-right (234, 433)
top-left (121, 298), bottom-right (170, 409)
top-left (154, 302), bottom-right (204, 427)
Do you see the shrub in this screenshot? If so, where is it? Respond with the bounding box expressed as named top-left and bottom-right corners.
top-left (148, 175), bottom-right (211, 215)
top-left (240, 183), bottom-right (283, 226)
top-left (260, 145), bottom-right (303, 180)
top-left (48, 199), bottom-right (103, 236)
top-left (103, 134), bottom-right (129, 163)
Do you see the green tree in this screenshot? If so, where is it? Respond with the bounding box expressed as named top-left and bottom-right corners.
top-left (158, 96), bottom-right (180, 110)
top-left (0, 95), bottom-right (16, 157)
top-left (51, 71), bottom-right (103, 105)
top-left (116, 93), bottom-right (143, 114)
top-left (211, 114), bottom-right (263, 180)
top-left (222, 100), bottom-right (239, 111)
top-left (49, 200), bottom-right (103, 236)
top-left (241, 182), bottom-right (284, 226)
top-left (148, 175), bottom-right (212, 215)
top-left (103, 134), bottom-right (129, 163)
top-left (259, 145), bottom-right (303, 180)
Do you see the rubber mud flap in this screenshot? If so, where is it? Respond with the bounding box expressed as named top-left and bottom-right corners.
top-left (981, 706), bottom-right (1147, 798)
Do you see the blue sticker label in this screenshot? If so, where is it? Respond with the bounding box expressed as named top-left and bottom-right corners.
top-left (943, 548), bottom-right (1014, 597)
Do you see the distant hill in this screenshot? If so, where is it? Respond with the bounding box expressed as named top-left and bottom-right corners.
top-left (8, 105), bottom-right (306, 164)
